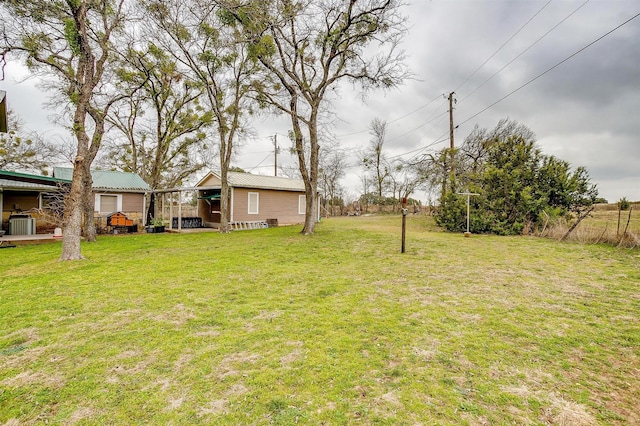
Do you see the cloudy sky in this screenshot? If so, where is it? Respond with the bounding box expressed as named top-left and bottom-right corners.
top-left (2, 0), bottom-right (639, 203)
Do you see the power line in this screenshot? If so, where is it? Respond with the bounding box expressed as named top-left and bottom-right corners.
top-left (386, 109), bottom-right (449, 143)
top-left (247, 153), bottom-right (272, 172)
top-left (454, 0), bottom-right (553, 93)
top-left (336, 94), bottom-right (443, 138)
top-left (458, 10), bottom-right (640, 128)
top-left (459, 0), bottom-right (591, 105)
top-left (387, 94), bottom-right (443, 125)
top-left (389, 132), bottom-right (450, 162)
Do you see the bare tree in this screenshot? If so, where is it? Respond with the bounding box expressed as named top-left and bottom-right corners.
top-left (362, 117), bottom-right (390, 203)
top-left (0, 109), bottom-right (52, 174)
top-left (415, 149), bottom-right (450, 203)
top-left (1, 0), bottom-right (131, 259)
top-left (319, 146), bottom-right (347, 216)
top-left (387, 159), bottom-right (423, 211)
top-left (223, 0), bottom-right (409, 233)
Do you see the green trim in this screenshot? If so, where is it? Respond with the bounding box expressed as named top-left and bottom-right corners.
top-left (0, 169), bottom-right (70, 185)
top-left (199, 194), bottom-right (221, 200)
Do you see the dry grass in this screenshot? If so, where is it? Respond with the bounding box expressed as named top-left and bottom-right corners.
top-left (543, 203), bottom-right (640, 248)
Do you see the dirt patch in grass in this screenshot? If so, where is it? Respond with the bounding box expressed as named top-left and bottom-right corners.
top-left (173, 352), bottom-right (195, 371)
top-left (213, 351), bottom-right (262, 379)
top-left (166, 396), bottom-right (185, 411)
top-left (253, 310), bottom-right (283, 321)
top-left (67, 407), bottom-right (97, 424)
top-left (196, 382), bottom-right (249, 417)
top-left (280, 348), bottom-right (303, 366)
top-left (198, 398), bottom-right (228, 416)
top-left (412, 346), bottom-right (437, 362)
top-left (1, 370), bottom-right (65, 389)
top-left (193, 327), bottom-right (222, 337)
top-left (1, 345), bottom-right (48, 370)
top-left (107, 352), bottom-right (158, 384)
top-left (152, 303), bottom-right (196, 326)
top-left (502, 369), bottom-right (597, 426)
top-left (543, 394), bottom-right (596, 426)
top-left (114, 349), bottom-right (141, 360)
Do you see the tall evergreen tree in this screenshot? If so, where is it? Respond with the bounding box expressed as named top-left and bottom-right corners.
top-left (433, 120), bottom-right (598, 235)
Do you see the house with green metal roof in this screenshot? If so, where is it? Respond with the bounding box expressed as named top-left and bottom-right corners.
top-left (52, 167), bottom-right (150, 192)
top-left (52, 168), bottom-right (150, 227)
top-left (0, 169), bottom-right (69, 235)
top-left (1, 168), bottom-right (150, 235)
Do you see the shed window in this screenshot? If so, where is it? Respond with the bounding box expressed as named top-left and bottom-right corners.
top-left (248, 192), bottom-right (259, 214)
top-left (96, 194), bottom-right (122, 214)
top-left (99, 195), bottom-right (118, 213)
top-left (298, 195), bottom-right (306, 215)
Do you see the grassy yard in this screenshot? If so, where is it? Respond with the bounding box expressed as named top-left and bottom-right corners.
top-left (1, 216), bottom-right (638, 425)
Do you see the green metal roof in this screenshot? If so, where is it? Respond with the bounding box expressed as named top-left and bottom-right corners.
top-left (53, 167), bottom-right (150, 192)
top-left (0, 169), bottom-right (69, 187)
top-left (0, 178), bottom-right (59, 191)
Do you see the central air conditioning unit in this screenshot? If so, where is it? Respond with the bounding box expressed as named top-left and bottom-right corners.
top-left (9, 217), bottom-right (36, 235)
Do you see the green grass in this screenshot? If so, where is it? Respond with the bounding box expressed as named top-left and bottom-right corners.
top-left (1, 216), bottom-right (638, 425)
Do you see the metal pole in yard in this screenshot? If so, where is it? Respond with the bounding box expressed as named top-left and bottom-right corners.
top-left (457, 192), bottom-right (479, 237)
top-left (401, 197), bottom-right (407, 253)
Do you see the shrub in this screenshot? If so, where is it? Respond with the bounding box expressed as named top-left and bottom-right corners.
top-left (618, 197), bottom-right (631, 211)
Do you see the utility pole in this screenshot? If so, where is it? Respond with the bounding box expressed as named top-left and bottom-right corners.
top-left (448, 91), bottom-right (455, 151)
top-left (273, 134), bottom-right (278, 177)
top-left (447, 91), bottom-right (457, 189)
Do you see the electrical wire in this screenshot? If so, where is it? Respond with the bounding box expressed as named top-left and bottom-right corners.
top-left (457, 10), bottom-right (640, 128)
top-left (336, 94), bottom-right (443, 138)
top-left (388, 131), bottom-right (450, 162)
top-left (256, 1), bottom-right (553, 153)
top-left (385, 109), bottom-right (449, 144)
top-left (246, 152), bottom-right (272, 172)
top-left (454, 0), bottom-right (553, 93)
top-left (458, 0), bottom-right (591, 105)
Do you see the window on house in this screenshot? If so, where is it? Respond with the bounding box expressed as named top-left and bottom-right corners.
top-left (298, 194), bottom-right (306, 215)
top-left (99, 195), bottom-right (118, 213)
top-left (248, 192), bottom-right (259, 214)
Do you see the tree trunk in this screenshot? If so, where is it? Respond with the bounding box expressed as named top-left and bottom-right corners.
top-left (82, 163), bottom-right (97, 241)
top-left (220, 173), bottom-right (230, 233)
top-left (561, 206), bottom-right (594, 241)
top-left (60, 157), bottom-right (86, 260)
top-left (83, 192), bottom-right (96, 241)
top-left (60, 1), bottom-right (94, 259)
top-left (146, 192), bottom-right (155, 226)
top-left (301, 110), bottom-right (320, 234)
top-left (218, 125), bottom-right (232, 233)
top-left (288, 95), bottom-right (316, 234)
